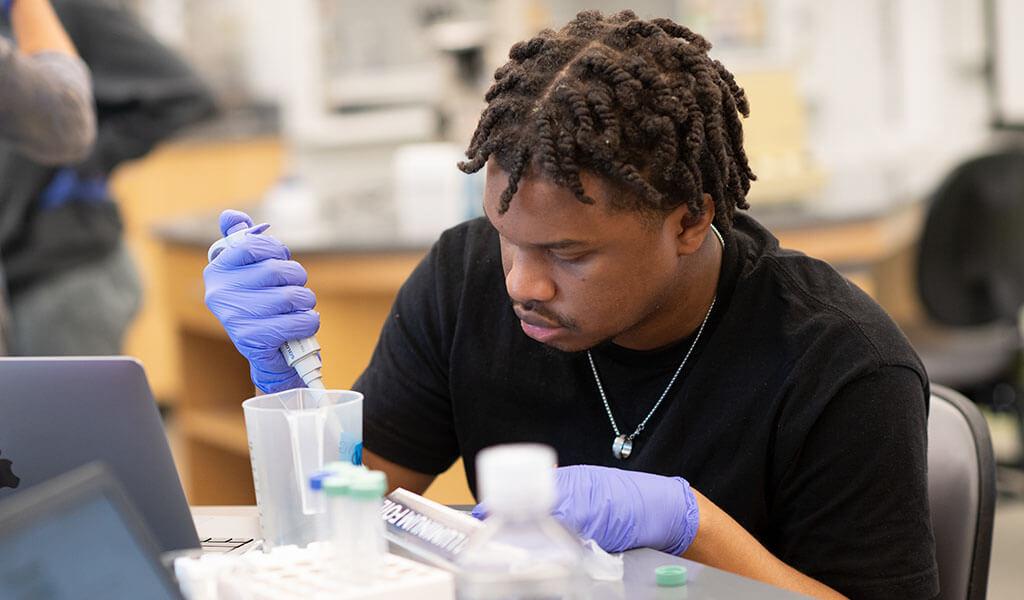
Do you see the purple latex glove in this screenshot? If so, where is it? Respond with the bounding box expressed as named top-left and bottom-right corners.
top-left (203, 209), bottom-right (320, 393)
top-left (550, 465), bottom-right (700, 555)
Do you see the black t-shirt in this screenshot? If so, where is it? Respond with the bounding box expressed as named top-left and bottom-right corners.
top-left (356, 213), bottom-right (939, 599)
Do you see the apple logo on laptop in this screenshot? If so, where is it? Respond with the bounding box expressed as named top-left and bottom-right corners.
top-left (0, 450), bottom-right (20, 490)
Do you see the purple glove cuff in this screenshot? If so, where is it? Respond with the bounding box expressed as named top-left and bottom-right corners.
top-left (250, 363), bottom-right (304, 395)
top-left (552, 465), bottom-right (701, 556)
top-left (662, 477), bottom-right (700, 556)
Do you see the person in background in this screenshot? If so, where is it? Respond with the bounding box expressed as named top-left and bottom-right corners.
top-left (205, 11), bottom-right (938, 599)
top-left (0, 0), bottom-right (95, 163)
top-left (0, 0), bottom-right (216, 355)
top-left (0, 0), bottom-right (97, 353)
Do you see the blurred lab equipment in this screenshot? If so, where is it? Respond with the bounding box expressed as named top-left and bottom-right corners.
top-left (260, 175), bottom-right (323, 234)
top-left (423, 14), bottom-right (490, 144)
top-left (457, 444), bottom-right (587, 599)
top-left (393, 143), bottom-right (484, 243)
top-left (203, 209), bottom-right (322, 393)
top-left (279, 0), bottom-right (438, 147)
top-left (243, 388), bottom-right (363, 548)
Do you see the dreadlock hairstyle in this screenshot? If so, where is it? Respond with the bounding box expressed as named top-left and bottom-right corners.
top-left (459, 10), bottom-right (755, 229)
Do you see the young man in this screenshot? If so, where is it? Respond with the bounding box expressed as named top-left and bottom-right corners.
top-left (205, 11), bottom-right (938, 599)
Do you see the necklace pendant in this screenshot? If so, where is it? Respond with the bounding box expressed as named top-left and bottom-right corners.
top-left (612, 435), bottom-right (633, 460)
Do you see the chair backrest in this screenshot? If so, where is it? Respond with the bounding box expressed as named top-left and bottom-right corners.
top-left (918, 149), bottom-right (1024, 327)
top-left (927, 384), bottom-right (996, 600)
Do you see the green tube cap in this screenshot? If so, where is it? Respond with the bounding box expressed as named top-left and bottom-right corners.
top-left (655, 565), bottom-right (687, 587)
top-left (349, 470), bottom-right (388, 500)
top-left (323, 474), bottom-right (353, 497)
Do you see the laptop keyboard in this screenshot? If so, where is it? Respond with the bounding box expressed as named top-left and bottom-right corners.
top-left (200, 537), bottom-right (254, 553)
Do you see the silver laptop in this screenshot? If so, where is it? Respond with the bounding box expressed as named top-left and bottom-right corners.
top-left (0, 357), bottom-right (254, 554)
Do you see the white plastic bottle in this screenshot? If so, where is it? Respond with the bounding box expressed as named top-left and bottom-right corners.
top-left (456, 444), bottom-right (587, 600)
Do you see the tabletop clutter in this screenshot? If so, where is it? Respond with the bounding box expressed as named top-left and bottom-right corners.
top-left (170, 319), bottom-right (629, 600)
top-left (173, 442), bottom-right (629, 599)
top-left (174, 463), bottom-right (455, 600)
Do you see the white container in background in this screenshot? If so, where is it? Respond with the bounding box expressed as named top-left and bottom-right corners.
top-left (262, 174), bottom-right (321, 230)
top-left (393, 143), bottom-right (483, 243)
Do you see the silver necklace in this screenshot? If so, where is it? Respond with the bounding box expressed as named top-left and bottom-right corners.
top-left (588, 224), bottom-right (724, 460)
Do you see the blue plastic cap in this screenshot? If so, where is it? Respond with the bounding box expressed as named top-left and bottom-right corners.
top-left (309, 470), bottom-right (333, 491)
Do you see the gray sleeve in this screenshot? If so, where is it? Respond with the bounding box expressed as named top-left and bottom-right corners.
top-left (0, 36), bottom-right (96, 165)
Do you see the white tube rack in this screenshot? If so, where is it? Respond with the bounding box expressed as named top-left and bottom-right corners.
top-left (175, 543), bottom-right (454, 600)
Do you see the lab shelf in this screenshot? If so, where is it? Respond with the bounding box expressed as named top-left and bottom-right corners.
top-left (178, 409), bottom-right (250, 456)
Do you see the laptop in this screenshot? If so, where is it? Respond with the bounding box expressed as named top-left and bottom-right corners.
top-left (0, 357), bottom-right (254, 554)
top-left (0, 461), bottom-right (184, 599)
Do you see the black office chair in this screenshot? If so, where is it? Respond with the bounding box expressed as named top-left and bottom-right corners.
top-left (910, 149), bottom-right (1024, 454)
top-left (928, 384), bottom-right (996, 600)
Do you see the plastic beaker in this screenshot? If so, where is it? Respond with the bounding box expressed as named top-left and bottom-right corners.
top-left (243, 388), bottom-right (363, 548)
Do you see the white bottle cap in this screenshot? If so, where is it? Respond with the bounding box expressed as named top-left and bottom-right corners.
top-left (476, 444), bottom-right (557, 515)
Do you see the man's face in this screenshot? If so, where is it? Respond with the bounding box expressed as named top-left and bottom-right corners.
top-left (483, 161), bottom-right (693, 352)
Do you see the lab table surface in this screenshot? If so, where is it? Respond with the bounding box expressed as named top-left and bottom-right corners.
top-left (190, 506), bottom-right (805, 599)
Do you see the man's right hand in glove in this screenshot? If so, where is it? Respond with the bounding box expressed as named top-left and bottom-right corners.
top-left (203, 209), bottom-right (320, 393)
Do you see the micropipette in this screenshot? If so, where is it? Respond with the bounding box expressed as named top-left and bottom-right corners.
top-left (208, 221), bottom-right (326, 389)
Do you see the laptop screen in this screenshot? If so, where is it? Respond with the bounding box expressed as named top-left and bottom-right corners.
top-left (0, 492), bottom-right (182, 599)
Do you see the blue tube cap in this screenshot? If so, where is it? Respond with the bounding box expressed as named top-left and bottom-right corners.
top-left (309, 470), bottom-right (333, 491)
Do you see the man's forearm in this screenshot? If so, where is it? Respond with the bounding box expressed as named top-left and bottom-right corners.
top-left (683, 489), bottom-right (846, 599)
top-left (11, 0), bottom-right (77, 56)
top-left (363, 449), bottom-right (435, 495)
